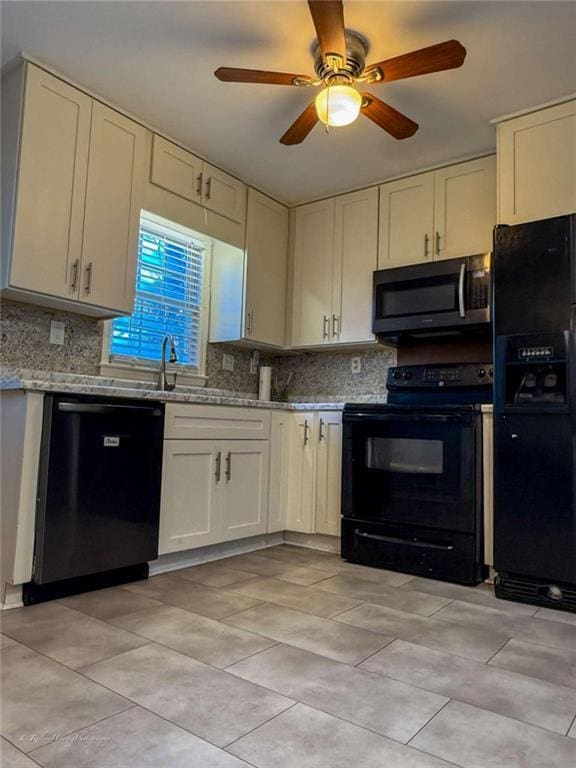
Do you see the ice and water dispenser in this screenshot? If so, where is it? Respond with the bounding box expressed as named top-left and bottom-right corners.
top-left (498, 333), bottom-right (569, 410)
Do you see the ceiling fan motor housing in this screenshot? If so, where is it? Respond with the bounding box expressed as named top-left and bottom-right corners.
top-left (313, 30), bottom-right (369, 82)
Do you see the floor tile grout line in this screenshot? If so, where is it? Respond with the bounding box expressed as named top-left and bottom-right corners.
top-left (353, 637), bottom-right (395, 667)
top-left (221, 701), bottom-right (300, 751)
top-left (25, 704), bottom-right (139, 755)
top-left (1, 737), bottom-right (45, 767)
top-left (406, 696), bottom-right (454, 747)
top-left (483, 635), bottom-right (513, 666)
top-left (566, 711), bottom-right (576, 738)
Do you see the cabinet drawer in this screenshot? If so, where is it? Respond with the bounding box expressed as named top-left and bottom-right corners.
top-left (165, 404), bottom-right (270, 440)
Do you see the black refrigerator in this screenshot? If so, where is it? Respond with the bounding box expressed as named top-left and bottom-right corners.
top-left (493, 214), bottom-right (576, 612)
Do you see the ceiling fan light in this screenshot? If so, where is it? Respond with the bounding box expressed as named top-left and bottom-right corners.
top-left (315, 85), bottom-right (362, 127)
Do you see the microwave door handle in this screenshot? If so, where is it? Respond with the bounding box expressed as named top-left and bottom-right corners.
top-left (458, 262), bottom-right (466, 318)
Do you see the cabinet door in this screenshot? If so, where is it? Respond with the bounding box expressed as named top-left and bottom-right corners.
top-left (244, 189), bottom-right (289, 347)
top-left (220, 440), bottom-right (269, 542)
top-left (159, 440), bottom-right (220, 554)
top-left (286, 414), bottom-right (316, 533)
top-left (333, 188), bottom-right (378, 343)
top-left (315, 412), bottom-right (342, 536)
top-left (378, 172), bottom-right (434, 268)
top-left (150, 134), bottom-right (203, 204)
top-left (9, 65), bottom-right (92, 299)
top-left (498, 100), bottom-right (576, 225)
top-left (202, 162), bottom-right (247, 224)
top-left (434, 156), bottom-right (496, 260)
top-left (268, 411), bottom-right (291, 533)
top-left (80, 103), bottom-right (146, 313)
top-left (291, 200), bottom-right (335, 346)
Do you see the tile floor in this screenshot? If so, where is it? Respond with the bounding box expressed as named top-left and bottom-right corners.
top-left (2, 544), bottom-right (576, 767)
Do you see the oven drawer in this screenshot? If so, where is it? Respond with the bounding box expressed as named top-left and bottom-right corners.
top-left (341, 518), bottom-right (486, 585)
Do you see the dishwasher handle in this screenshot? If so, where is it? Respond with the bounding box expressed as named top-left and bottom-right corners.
top-left (57, 402), bottom-right (163, 416)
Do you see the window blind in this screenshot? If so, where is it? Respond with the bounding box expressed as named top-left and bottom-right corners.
top-left (111, 219), bottom-right (205, 367)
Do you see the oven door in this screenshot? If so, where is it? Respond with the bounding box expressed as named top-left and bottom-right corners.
top-left (373, 259), bottom-right (466, 335)
top-left (342, 410), bottom-right (478, 533)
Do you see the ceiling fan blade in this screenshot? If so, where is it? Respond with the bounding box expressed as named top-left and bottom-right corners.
top-left (280, 101), bottom-right (319, 145)
top-left (214, 67), bottom-right (311, 86)
top-left (308, 1), bottom-right (346, 64)
top-left (367, 40), bottom-right (466, 83)
top-left (361, 93), bottom-right (418, 139)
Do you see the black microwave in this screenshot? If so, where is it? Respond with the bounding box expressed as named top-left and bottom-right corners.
top-left (373, 254), bottom-right (491, 340)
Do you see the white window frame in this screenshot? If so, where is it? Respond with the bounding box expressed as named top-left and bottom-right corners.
top-left (100, 210), bottom-right (212, 387)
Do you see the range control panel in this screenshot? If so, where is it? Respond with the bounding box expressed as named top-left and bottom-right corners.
top-left (388, 363), bottom-right (494, 388)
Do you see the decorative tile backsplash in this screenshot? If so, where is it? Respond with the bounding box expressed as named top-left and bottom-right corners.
top-left (264, 347), bottom-right (396, 402)
top-left (1, 300), bottom-right (396, 399)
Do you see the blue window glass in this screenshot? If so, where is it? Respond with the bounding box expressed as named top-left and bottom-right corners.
top-left (110, 219), bottom-right (205, 367)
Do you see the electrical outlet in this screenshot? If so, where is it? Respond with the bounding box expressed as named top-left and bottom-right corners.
top-left (49, 320), bottom-right (65, 345)
top-left (222, 353), bottom-right (235, 372)
top-left (250, 350), bottom-right (260, 374)
top-left (351, 356), bottom-right (362, 374)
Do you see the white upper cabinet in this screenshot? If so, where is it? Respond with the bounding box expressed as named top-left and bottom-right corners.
top-left (150, 134), bottom-right (203, 204)
top-left (1, 63), bottom-right (145, 317)
top-left (291, 199), bottom-right (335, 346)
top-left (244, 189), bottom-right (289, 347)
top-left (3, 64), bottom-right (92, 301)
top-left (497, 100), bottom-right (576, 225)
top-left (202, 162), bottom-right (246, 224)
top-left (379, 172), bottom-right (434, 268)
top-left (434, 155), bottom-right (496, 260)
top-left (333, 187), bottom-right (378, 344)
top-left (378, 157), bottom-right (496, 270)
top-left (80, 103), bottom-right (146, 313)
top-left (149, 134), bottom-right (246, 224)
top-left (290, 189), bottom-right (378, 348)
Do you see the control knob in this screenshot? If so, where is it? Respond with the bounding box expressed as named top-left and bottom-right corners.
top-left (477, 368), bottom-right (486, 378)
top-left (403, 371), bottom-right (412, 380)
top-left (392, 371), bottom-right (401, 380)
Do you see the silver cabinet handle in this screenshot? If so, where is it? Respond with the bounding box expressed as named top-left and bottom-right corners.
top-left (196, 172), bottom-right (203, 198)
top-left (424, 233), bottom-right (430, 259)
top-left (435, 231), bottom-right (441, 256)
top-left (70, 259), bottom-right (80, 291)
top-left (319, 418), bottom-right (325, 441)
top-left (215, 451), bottom-right (222, 482)
top-left (332, 314), bottom-right (339, 338)
top-left (205, 177), bottom-right (212, 200)
top-left (323, 315), bottom-right (329, 339)
top-left (303, 419), bottom-right (310, 446)
top-left (458, 262), bottom-right (466, 318)
top-left (246, 309), bottom-right (252, 335)
top-left (250, 309), bottom-right (254, 335)
top-left (225, 451), bottom-right (231, 481)
top-left (84, 262), bottom-right (93, 294)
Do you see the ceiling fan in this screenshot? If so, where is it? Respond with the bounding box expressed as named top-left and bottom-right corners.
top-left (214, 0), bottom-right (466, 145)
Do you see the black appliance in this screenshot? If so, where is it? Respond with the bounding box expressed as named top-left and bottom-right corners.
top-left (342, 363), bottom-right (492, 585)
top-left (372, 254), bottom-right (491, 340)
top-left (24, 394), bottom-right (165, 605)
top-left (493, 214), bottom-right (576, 612)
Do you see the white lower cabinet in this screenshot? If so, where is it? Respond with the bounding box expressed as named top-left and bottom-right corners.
top-left (219, 440), bottom-right (269, 542)
top-left (284, 411), bottom-right (343, 537)
top-left (159, 440), bottom-right (221, 553)
top-left (160, 435), bottom-right (269, 555)
top-left (315, 412), bottom-right (343, 536)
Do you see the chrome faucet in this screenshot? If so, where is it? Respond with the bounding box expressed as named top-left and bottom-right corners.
top-left (159, 335), bottom-right (178, 391)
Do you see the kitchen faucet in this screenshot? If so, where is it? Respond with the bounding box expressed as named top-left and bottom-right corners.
top-left (159, 335), bottom-right (178, 391)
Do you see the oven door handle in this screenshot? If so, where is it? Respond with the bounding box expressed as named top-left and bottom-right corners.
top-left (345, 413), bottom-right (465, 423)
top-left (355, 529), bottom-right (454, 551)
top-left (458, 262), bottom-right (466, 319)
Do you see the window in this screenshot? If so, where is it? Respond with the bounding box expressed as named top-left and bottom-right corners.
top-left (109, 213), bottom-right (209, 374)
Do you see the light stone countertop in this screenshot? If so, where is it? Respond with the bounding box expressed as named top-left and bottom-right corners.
top-left (0, 368), bottom-right (386, 411)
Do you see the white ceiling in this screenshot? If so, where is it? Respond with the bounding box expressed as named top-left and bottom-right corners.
top-left (2, 1), bottom-right (575, 205)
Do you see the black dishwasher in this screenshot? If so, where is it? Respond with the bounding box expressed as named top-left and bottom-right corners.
top-left (24, 394), bottom-right (164, 604)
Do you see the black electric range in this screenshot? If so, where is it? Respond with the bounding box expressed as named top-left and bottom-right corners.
top-left (341, 362), bottom-right (492, 585)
